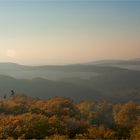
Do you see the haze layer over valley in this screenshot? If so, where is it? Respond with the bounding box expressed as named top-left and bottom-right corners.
top-left (0, 60), bottom-right (140, 102)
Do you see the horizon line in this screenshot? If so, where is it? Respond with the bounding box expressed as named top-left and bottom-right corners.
top-left (0, 58), bottom-right (139, 66)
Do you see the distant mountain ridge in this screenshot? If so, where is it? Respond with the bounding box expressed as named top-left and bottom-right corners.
top-left (85, 59), bottom-right (140, 65)
top-left (83, 59), bottom-right (140, 71)
top-left (0, 58), bottom-right (140, 69)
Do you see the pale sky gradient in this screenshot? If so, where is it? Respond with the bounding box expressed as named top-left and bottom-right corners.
top-left (0, 0), bottom-right (140, 65)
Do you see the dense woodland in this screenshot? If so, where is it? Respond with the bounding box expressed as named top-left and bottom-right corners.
top-left (0, 94), bottom-right (139, 139)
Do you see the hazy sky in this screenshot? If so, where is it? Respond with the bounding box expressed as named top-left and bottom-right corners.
top-left (0, 0), bottom-right (140, 65)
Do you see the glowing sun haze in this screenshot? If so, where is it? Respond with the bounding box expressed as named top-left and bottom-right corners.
top-left (0, 0), bottom-right (140, 65)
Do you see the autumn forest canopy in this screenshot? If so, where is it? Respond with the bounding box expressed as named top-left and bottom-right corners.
top-left (0, 94), bottom-right (139, 139)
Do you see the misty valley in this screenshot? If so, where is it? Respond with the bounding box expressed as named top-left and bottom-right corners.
top-left (0, 69), bottom-right (99, 81)
top-left (0, 60), bottom-right (140, 103)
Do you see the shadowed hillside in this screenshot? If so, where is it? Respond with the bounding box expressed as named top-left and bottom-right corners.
top-left (0, 75), bottom-right (100, 101)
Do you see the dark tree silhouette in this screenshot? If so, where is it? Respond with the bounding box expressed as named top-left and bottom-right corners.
top-left (11, 90), bottom-right (15, 97)
top-left (3, 94), bottom-right (7, 99)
